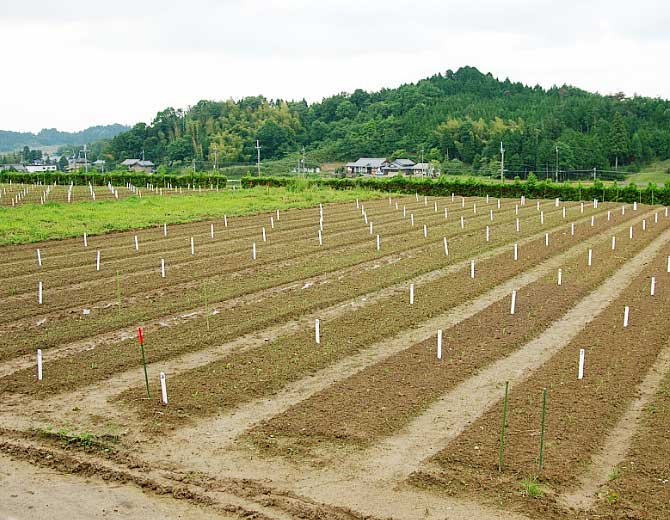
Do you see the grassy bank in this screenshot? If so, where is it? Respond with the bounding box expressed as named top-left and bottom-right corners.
top-left (0, 186), bottom-right (384, 245)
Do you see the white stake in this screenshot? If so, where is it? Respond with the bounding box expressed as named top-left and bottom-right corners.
top-left (607, 210), bottom-right (611, 221)
top-left (629, 226), bottom-right (633, 240)
top-left (634, 201), bottom-right (638, 211)
top-left (370, 222), bottom-right (373, 235)
top-left (461, 197), bottom-right (465, 208)
top-left (403, 206), bottom-right (406, 218)
top-left (555, 197), bottom-right (560, 207)
top-left (515, 204), bottom-right (519, 215)
top-left (571, 223), bottom-right (575, 236)
top-left (434, 201), bottom-right (438, 212)
top-left (578, 349), bottom-right (585, 380)
top-left (558, 268), bottom-right (562, 286)
top-left (486, 195), bottom-right (489, 204)
top-left (591, 215), bottom-right (595, 227)
top-left (486, 226), bottom-right (490, 242)
top-left (643, 219), bottom-right (646, 231)
top-left (612, 236), bottom-right (616, 250)
top-left (443, 237), bottom-right (449, 256)
top-left (437, 329), bottom-right (442, 360)
top-left (96, 250), bottom-right (101, 271)
top-left (473, 203), bottom-right (477, 214)
top-left (580, 202), bottom-right (584, 214)
top-left (410, 283), bottom-right (415, 305)
top-left (376, 234), bottom-right (380, 251)
top-left (262, 227), bottom-right (267, 242)
top-left (37, 349), bottom-right (43, 381)
top-left (516, 218), bottom-right (520, 233)
top-left (444, 207), bottom-right (448, 219)
top-left (510, 290), bottom-right (517, 315)
top-left (537, 200), bottom-right (540, 211)
top-left (651, 276), bottom-right (656, 296)
top-left (540, 211), bottom-right (544, 225)
top-left (622, 206), bottom-right (625, 216)
top-left (36, 249), bottom-right (42, 267)
top-left (83, 233), bottom-right (88, 247)
top-left (156, 372), bottom-right (167, 405)
top-left (191, 237), bottom-right (195, 255)
top-left (210, 224), bottom-right (214, 239)
top-left (163, 223), bottom-right (167, 237)
top-left (490, 209), bottom-right (494, 221)
top-left (318, 229), bottom-right (323, 246)
top-left (497, 199), bottom-right (501, 209)
top-left (160, 258), bottom-right (165, 277)
top-left (224, 215), bottom-right (228, 227)
top-left (423, 224), bottom-right (428, 238)
top-left (38, 281), bottom-right (43, 304)
top-left (460, 215), bottom-right (464, 229)
top-left (562, 207), bottom-right (566, 219)
top-left (252, 242), bottom-right (257, 260)
top-left (655, 213), bottom-right (658, 224)
top-left (315, 318), bottom-right (321, 344)
top-left (623, 305), bottom-right (630, 328)
top-left (545, 233), bottom-right (549, 246)
top-left (470, 260), bottom-right (475, 279)
top-left (410, 214), bottom-right (414, 226)
top-left (588, 248), bottom-right (593, 267)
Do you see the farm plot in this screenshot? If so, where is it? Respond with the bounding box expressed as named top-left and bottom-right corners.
top-left (1, 190), bottom-right (668, 520)
top-left (408, 229), bottom-right (670, 519)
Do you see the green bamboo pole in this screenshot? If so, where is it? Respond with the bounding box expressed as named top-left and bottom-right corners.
top-left (498, 381), bottom-right (510, 472)
top-left (138, 327), bottom-right (150, 398)
top-left (538, 387), bottom-right (548, 470)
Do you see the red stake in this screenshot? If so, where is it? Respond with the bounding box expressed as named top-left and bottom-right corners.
top-left (138, 326), bottom-right (144, 345)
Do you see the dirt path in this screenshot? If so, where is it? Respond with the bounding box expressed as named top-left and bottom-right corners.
top-left (0, 452), bottom-right (233, 520)
top-left (349, 225), bottom-right (670, 483)
top-left (559, 342), bottom-right (670, 511)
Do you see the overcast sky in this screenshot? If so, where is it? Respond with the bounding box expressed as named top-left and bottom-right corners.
top-left (2, 0), bottom-right (669, 133)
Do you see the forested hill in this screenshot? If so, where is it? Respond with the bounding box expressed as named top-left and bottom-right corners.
top-left (0, 124), bottom-right (129, 152)
top-left (105, 66), bottom-right (670, 173)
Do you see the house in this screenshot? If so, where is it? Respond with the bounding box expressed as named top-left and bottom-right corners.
top-left (381, 158), bottom-right (415, 176)
top-left (412, 162), bottom-right (435, 176)
top-left (93, 159), bottom-right (106, 172)
top-left (67, 157), bottom-right (89, 172)
top-left (25, 163), bottom-right (57, 173)
top-left (345, 158), bottom-right (389, 176)
top-left (346, 157), bottom-right (420, 177)
top-left (0, 163), bottom-right (26, 172)
top-left (121, 158), bottom-right (155, 173)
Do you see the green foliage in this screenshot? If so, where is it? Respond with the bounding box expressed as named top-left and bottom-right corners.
top-left (0, 185), bottom-right (383, 245)
top-left (101, 67), bottom-right (670, 173)
top-left (520, 476), bottom-right (546, 498)
top-left (243, 175), bottom-right (670, 205)
top-left (0, 170), bottom-right (227, 188)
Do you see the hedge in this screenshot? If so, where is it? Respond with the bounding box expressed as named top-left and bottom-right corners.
top-left (0, 171), bottom-right (227, 188)
top-left (241, 175), bottom-right (670, 206)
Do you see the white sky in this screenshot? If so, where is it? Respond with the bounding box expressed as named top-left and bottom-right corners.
top-left (1, 0), bottom-right (669, 132)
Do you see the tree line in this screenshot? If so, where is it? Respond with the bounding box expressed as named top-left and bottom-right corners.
top-left (99, 66), bottom-right (670, 174)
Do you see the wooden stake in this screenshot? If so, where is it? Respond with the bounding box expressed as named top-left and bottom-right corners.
top-left (623, 305), bottom-right (630, 328)
top-left (498, 381), bottom-right (509, 472)
top-left (160, 372), bottom-right (168, 405)
top-left (37, 349), bottom-right (43, 381)
top-left (578, 349), bottom-right (585, 380)
top-left (437, 329), bottom-right (442, 360)
top-left (510, 290), bottom-right (517, 315)
top-left (539, 388), bottom-right (548, 470)
top-left (410, 283), bottom-right (415, 305)
top-left (315, 318), bottom-right (321, 344)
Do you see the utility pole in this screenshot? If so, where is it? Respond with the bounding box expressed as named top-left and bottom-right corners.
top-left (421, 147), bottom-right (424, 175)
top-left (256, 140), bottom-right (261, 176)
top-left (83, 144), bottom-right (88, 174)
top-left (500, 141), bottom-right (505, 183)
top-left (593, 167), bottom-right (596, 181)
top-left (555, 145), bottom-right (559, 182)
top-left (213, 149), bottom-right (217, 170)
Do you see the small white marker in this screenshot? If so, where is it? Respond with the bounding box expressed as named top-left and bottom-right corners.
top-left (580, 202), bottom-right (584, 214)
top-left (629, 226), bottom-right (634, 240)
top-left (607, 210), bottom-right (611, 221)
top-left (410, 283), bottom-right (415, 305)
top-left (376, 234), bottom-right (380, 251)
top-left (510, 290), bottom-right (517, 315)
top-left (444, 207), bottom-right (448, 220)
top-left (558, 268), bottom-right (562, 286)
top-left (96, 250), bottom-right (101, 271)
top-left (562, 207), bottom-right (566, 219)
top-left (497, 199), bottom-right (501, 209)
top-left (540, 211), bottom-right (544, 225)
top-left (460, 216), bottom-right (464, 229)
top-left (134, 235), bottom-right (139, 251)
top-left (224, 215), bottom-right (228, 227)
top-left (588, 248), bottom-right (593, 267)
top-left (643, 219), bottom-right (647, 231)
top-left (437, 329), bottom-right (443, 360)
top-left (252, 242), bottom-right (257, 260)
top-left (423, 224), bottom-right (427, 238)
top-left (160, 372), bottom-right (168, 404)
top-left (545, 233), bottom-right (549, 246)
top-left (191, 237), bottom-right (195, 255)
top-left (262, 227), bottom-right (267, 242)
top-left (318, 229), bottom-right (323, 246)
top-left (443, 237), bottom-right (449, 256)
top-left (160, 258), bottom-right (165, 278)
top-left (490, 209), bottom-right (494, 222)
top-left (37, 349), bottom-right (43, 381)
top-left (315, 318), bottom-right (321, 344)
top-left (210, 223), bottom-right (214, 239)
top-left (571, 223), bottom-right (575, 236)
top-left (515, 204), bottom-right (519, 215)
top-left (623, 306), bottom-right (630, 328)
top-left (651, 276), bottom-right (656, 296)
top-left (470, 260), bottom-right (475, 279)
top-left (578, 349), bottom-right (585, 380)
top-left (163, 223), bottom-right (167, 237)
top-left (514, 243), bottom-right (518, 261)
top-left (612, 236), bottom-right (616, 250)
top-left (410, 214), bottom-right (414, 226)
top-left (83, 233), bottom-right (88, 247)
top-left (634, 201), bottom-right (638, 211)
top-left (38, 281), bottom-right (43, 304)
top-left (370, 222), bottom-right (373, 235)
top-left (516, 218), bottom-right (520, 233)
top-left (591, 215), bottom-right (595, 227)
top-left (486, 226), bottom-right (490, 242)
top-left (36, 249), bottom-right (42, 267)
